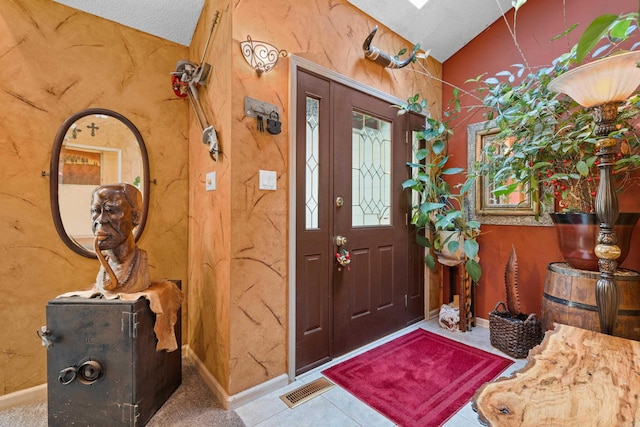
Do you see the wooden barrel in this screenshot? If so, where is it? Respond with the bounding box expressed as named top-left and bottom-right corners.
top-left (542, 262), bottom-right (640, 340)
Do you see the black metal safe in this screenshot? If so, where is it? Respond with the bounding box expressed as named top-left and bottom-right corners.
top-left (46, 296), bottom-right (181, 426)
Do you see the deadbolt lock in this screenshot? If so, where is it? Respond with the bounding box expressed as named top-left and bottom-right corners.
top-left (336, 197), bottom-right (344, 207)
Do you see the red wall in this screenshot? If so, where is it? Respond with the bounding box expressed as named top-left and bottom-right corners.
top-left (443, 0), bottom-right (640, 319)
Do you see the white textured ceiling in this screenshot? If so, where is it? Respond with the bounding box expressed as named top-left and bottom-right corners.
top-left (53, 0), bottom-right (205, 46)
top-left (348, 0), bottom-right (514, 62)
top-left (52, 0), bottom-right (511, 62)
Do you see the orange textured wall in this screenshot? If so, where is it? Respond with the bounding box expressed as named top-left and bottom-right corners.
top-left (0, 0), bottom-right (189, 397)
top-left (186, 0), bottom-right (441, 398)
top-left (443, 0), bottom-right (640, 319)
top-left (0, 0), bottom-right (439, 401)
top-left (229, 0), bottom-right (439, 396)
top-left (186, 0), bottom-right (233, 395)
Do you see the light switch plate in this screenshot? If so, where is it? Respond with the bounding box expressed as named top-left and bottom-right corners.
top-left (206, 171), bottom-right (216, 191)
top-left (259, 170), bottom-right (277, 190)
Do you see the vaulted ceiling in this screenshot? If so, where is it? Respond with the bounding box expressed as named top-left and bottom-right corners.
top-left (53, 0), bottom-right (514, 63)
top-left (347, 0), bottom-right (513, 62)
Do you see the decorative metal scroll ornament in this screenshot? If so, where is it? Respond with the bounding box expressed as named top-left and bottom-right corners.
top-left (362, 25), bottom-right (421, 69)
top-left (240, 36), bottom-right (288, 76)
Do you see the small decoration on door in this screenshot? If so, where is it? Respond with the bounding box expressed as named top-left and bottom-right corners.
top-left (336, 247), bottom-right (351, 271)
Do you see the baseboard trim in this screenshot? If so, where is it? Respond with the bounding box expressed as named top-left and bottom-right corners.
top-left (184, 345), bottom-right (289, 410)
top-left (428, 308), bottom-right (439, 320)
top-left (0, 383), bottom-right (47, 410)
top-left (0, 345), bottom-right (290, 412)
top-left (475, 317), bottom-right (489, 328)
top-left (183, 345), bottom-right (231, 409)
top-left (227, 373), bottom-right (289, 410)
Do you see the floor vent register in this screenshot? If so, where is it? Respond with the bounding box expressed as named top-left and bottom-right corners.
top-left (279, 377), bottom-right (335, 408)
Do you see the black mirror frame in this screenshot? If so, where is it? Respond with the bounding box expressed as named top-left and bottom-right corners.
top-left (50, 108), bottom-right (150, 259)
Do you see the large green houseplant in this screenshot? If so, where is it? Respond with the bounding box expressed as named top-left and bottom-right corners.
top-left (402, 6), bottom-right (640, 272)
top-left (467, 11), bottom-right (640, 269)
top-left (402, 115), bottom-right (482, 283)
top-left (469, 13), bottom-right (640, 216)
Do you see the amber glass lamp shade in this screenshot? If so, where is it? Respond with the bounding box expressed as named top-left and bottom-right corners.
top-left (548, 51), bottom-right (640, 107)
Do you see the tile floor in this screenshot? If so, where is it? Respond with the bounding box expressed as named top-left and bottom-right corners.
top-left (235, 318), bottom-right (528, 427)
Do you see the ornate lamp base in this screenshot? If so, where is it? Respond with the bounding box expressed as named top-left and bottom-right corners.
top-left (593, 102), bottom-right (621, 335)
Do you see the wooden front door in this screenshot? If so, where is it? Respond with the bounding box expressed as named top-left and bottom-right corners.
top-left (295, 68), bottom-right (424, 375)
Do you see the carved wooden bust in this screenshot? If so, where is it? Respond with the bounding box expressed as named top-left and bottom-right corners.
top-left (91, 183), bottom-right (150, 293)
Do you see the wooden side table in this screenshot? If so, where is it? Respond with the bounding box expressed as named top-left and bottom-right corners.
top-left (438, 257), bottom-right (474, 332)
top-left (472, 324), bottom-right (640, 426)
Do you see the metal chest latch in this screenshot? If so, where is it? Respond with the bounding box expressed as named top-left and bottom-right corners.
top-left (58, 358), bottom-right (105, 385)
top-left (37, 326), bottom-right (53, 348)
top-left (122, 403), bottom-right (140, 426)
top-left (122, 312), bottom-right (139, 338)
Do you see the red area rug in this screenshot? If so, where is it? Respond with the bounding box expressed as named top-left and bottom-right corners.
top-left (322, 328), bottom-right (513, 427)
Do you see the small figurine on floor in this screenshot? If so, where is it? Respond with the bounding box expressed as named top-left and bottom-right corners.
top-left (439, 295), bottom-right (460, 332)
top-left (59, 183), bottom-right (183, 352)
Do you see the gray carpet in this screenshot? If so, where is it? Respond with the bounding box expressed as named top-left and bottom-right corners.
top-left (0, 357), bottom-right (245, 427)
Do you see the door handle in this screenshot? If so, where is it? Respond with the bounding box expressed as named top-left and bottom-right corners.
top-left (334, 235), bottom-right (348, 246)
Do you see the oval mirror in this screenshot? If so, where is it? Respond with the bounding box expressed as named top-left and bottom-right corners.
top-left (50, 108), bottom-right (150, 258)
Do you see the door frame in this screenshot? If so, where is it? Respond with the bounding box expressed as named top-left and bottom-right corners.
top-left (287, 55), bottom-right (427, 380)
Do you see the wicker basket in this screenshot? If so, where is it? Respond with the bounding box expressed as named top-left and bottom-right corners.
top-left (489, 302), bottom-right (544, 359)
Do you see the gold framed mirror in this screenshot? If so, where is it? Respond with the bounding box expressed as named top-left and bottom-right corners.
top-left (50, 108), bottom-right (150, 258)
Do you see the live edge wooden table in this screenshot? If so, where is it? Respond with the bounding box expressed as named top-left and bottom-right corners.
top-left (472, 323), bottom-right (640, 426)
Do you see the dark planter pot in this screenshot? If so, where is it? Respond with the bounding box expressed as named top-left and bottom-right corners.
top-left (549, 212), bottom-right (640, 271)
